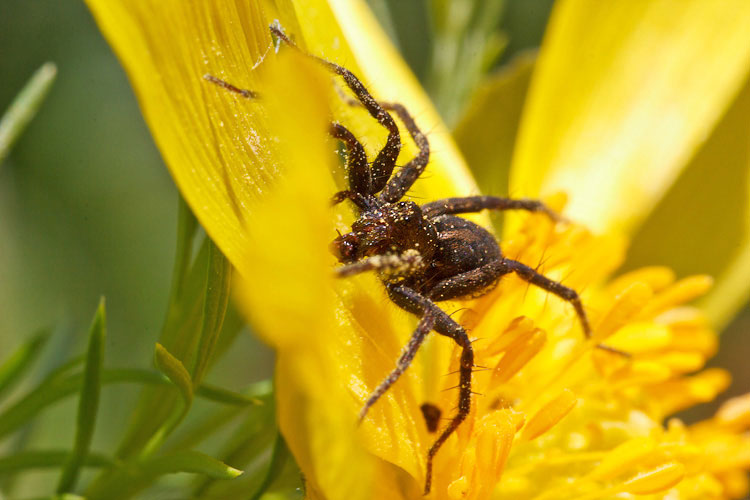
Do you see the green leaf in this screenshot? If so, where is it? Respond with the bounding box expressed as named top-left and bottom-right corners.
top-left (139, 344), bottom-right (195, 456)
top-left (249, 434), bottom-right (292, 500)
top-left (85, 451), bottom-right (241, 500)
top-left (57, 299), bottom-right (106, 493)
top-left (191, 239), bottom-right (232, 386)
top-left (114, 238), bottom-right (211, 459)
top-left (0, 450), bottom-right (115, 473)
top-left (22, 495), bottom-right (86, 500)
top-left (154, 343), bottom-right (193, 407)
top-left (0, 367), bottom-right (241, 443)
top-left (191, 388), bottom-right (276, 497)
top-left (167, 380), bottom-right (272, 455)
top-left (145, 450), bottom-right (242, 478)
top-left (168, 195), bottom-right (199, 303)
top-left (0, 62), bottom-right (57, 164)
top-left (453, 51), bottom-right (535, 233)
top-left (194, 384), bottom-right (262, 406)
top-left (0, 330), bottom-right (50, 401)
top-left (427, 0), bottom-right (507, 124)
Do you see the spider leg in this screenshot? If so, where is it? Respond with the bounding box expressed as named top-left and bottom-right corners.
top-left (270, 24), bottom-right (401, 194)
top-left (358, 311), bottom-right (435, 423)
top-left (421, 195), bottom-right (563, 221)
top-left (334, 250), bottom-right (424, 278)
top-left (330, 189), bottom-right (371, 211)
top-left (330, 122), bottom-right (371, 196)
top-left (426, 261), bottom-right (507, 302)
top-left (499, 258), bottom-right (630, 355)
top-left (335, 91), bottom-right (430, 204)
top-left (202, 76), bottom-right (374, 202)
top-left (386, 283), bottom-right (474, 495)
top-left (499, 257), bottom-right (591, 337)
top-left (377, 102), bottom-right (430, 203)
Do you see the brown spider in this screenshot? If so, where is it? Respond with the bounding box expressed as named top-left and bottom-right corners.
top-left (208, 22), bottom-right (622, 496)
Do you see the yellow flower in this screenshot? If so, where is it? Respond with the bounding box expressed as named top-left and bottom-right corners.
top-left (85, 0), bottom-right (750, 499)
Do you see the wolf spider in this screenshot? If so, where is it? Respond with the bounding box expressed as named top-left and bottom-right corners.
top-left (207, 23), bottom-right (621, 496)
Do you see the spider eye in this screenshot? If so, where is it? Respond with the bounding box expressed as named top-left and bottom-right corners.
top-left (331, 233), bottom-right (358, 262)
top-left (396, 201), bottom-right (421, 225)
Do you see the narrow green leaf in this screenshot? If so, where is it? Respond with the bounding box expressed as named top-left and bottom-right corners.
top-left (191, 389), bottom-right (276, 496)
top-left (140, 344), bottom-right (195, 457)
top-left (145, 450), bottom-right (242, 478)
top-left (85, 451), bottom-right (241, 500)
top-left (194, 384), bottom-right (262, 406)
top-left (168, 380), bottom-right (272, 456)
top-left (427, 0), bottom-right (507, 124)
top-left (0, 330), bottom-right (50, 401)
top-left (0, 62), bottom-right (57, 164)
top-left (114, 238), bottom-right (211, 459)
top-left (191, 240), bottom-right (232, 386)
top-left (0, 450), bottom-right (115, 473)
top-left (22, 495), bottom-right (86, 500)
top-left (57, 299), bottom-right (106, 493)
top-left (250, 434), bottom-right (291, 500)
top-left (154, 343), bottom-right (193, 407)
top-left (0, 367), bottom-right (243, 443)
top-left (168, 195), bottom-right (199, 303)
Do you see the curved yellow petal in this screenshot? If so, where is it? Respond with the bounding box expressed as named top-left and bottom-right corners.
top-left (85, 0), bottom-right (476, 278)
top-left (85, 0), bottom-right (473, 494)
top-left (623, 79), bottom-right (750, 329)
top-left (293, 0), bottom-right (478, 202)
top-left (510, 0), bottom-right (750, 234)
top-left (85, 0), bottom-right (278, 276)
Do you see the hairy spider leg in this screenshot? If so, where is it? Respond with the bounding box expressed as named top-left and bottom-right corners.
top-left (385, 283), bottom-right (474, 495)
top-left (202, 75), bottom-right (374, 208)
top-left (421, 195), bottom-right (564, 222)
top-left (336, 91), bottom-right (431, 204)
top-left (270, 24), bottom-right (401, 195)
top-left (330, 188), bottom-right (371, 211)
top-left (418, 196), bottom-right (630, 354)
top-left (498, 258), bottom-right (630, 356)
top-left (330, 122), bottom-right (371, 199)
top-left (376, 102), bottom-right (430, 203)
top-left (334, 250), bottom-right (425, 278)
top-left (358, 310), bottom-right (436, 423)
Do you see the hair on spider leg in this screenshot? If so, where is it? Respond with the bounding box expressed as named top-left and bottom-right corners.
top-left (444, 365), bottom-right (491, 376)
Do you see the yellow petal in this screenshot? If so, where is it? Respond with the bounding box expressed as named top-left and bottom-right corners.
top-left (623, 79), bottom-right (750, 329)
top-left (622, 462), bottom-right (686, 495)
top-left (521, 388), bottom-right (578, 441)
top-left (232, 49), bottom-right (379, 500)
top-left (510, 0), bottom-right (750, 234)
top-left (85, 0), bottom-right (280, 276)
top-left (280, 0), bottom-right (479, 214)
top-left (85, 0), bottom-right (478, 278)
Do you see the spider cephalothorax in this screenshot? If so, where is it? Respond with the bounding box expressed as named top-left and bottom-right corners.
top-left (207, 23), bottom-right (623, 496)
top-left (332, 200), bottom-right (439, 266)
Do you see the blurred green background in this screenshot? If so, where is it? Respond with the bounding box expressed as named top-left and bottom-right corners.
top-left (1, 0), bottom-right (748, 494)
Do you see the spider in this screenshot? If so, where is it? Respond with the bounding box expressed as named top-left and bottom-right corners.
top-left (207, 22), bottom-right (622, 496)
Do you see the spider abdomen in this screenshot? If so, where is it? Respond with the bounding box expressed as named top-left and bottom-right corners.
top-left (405, 215), bottom-right (505, 301)
top-left (432, 215), bottom-right (502, 275)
